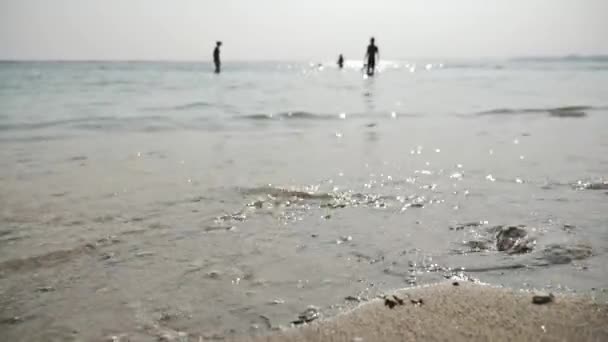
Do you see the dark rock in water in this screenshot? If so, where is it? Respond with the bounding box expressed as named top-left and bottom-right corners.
top-left (464, 240), bottom-right (490, 251)
top-left (322, 202), bottom-right (347, 209)
top-left (456, 224), bottom-right (536, 255)
top-left (0, 316), bottom-right (23, 325)
top-left (35, 286), bottom-right (55, 293)
top-left (562, 224), bottom-right (576, 233)
top-left (532, 292), bottom-right (554, 304)
top-left (495, 226), bottom-right (535, 254)
top-left (206, 270), bottom-right (221, 279)
top-left (541, 244), bottom-right (592, 264)
top-left (449, 221), bottom-right (486, 231)
top-left (292, 306), bottom-right (320, 325)
top-left (345, 295), bottom-right (361, 302)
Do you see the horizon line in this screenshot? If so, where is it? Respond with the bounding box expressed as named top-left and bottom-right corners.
top-left (1, 54), bottom-right (607, 63)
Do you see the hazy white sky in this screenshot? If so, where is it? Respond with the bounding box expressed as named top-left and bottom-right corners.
top-left (1, 0), bottom-right (607, 60)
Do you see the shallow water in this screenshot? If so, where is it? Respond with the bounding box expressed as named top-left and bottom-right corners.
top-left (1, 59), bottom-right (608, 341)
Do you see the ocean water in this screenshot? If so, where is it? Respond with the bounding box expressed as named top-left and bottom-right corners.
top-left (1, 58), bottom-right (608, 341)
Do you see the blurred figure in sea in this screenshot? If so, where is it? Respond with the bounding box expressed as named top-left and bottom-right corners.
top-left (337, 54), bottom-right (344, 69)
top-left (364, 37), bottom-right (379, 76)
top-left (213, 41), bottom-right (222, 73)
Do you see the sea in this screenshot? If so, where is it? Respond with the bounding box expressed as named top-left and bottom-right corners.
top-left (1, 57), bottom-right (607, 341)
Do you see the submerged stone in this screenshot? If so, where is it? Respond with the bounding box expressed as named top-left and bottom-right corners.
top-left (541, 243), bottom-right (592, 264)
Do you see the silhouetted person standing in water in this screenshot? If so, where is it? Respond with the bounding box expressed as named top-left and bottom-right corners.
top-left (337, 54), bottom-right (344, 69)
top-left (213, 41), bottom-right (222, 73)
top-left (364, 37), bottom-right (379, 76)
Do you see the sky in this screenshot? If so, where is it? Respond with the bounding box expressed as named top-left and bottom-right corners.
top-left (1, 0), bottom-right (607, 61)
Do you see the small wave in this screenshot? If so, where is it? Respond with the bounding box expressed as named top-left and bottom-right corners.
top-left (279, 111), bottom-right (325, 120)
top-left (239, 111), bottom-right (335, 121)
top-left (511, 55), bottom-right (608, 63)
top-left (239, 111), bottom-right (414, 121)
top-left (241, 185), bottom-right (334, 200)
top-left (142, 101), bottom-right (212, 112)
top-left (548, 109), bottom-right (586, 118)
top-left (0, 115), bottom-right (176, 132)
top-left (240, 114), bottom-right (275, 121)
top-left (477, 105), bottom-right (604, 117)
top-left (0, 116), bottom-right (116, 131)
top-left (83, 80), bottom-right (133, 87)
top-left (240, 185), bottom-right (401, 209)
top-left (0, 237), bottom-right (119, 274)
top-left (477, 108), bottom-right (545, 115)
top-left (173, 101), bottom-right (212, 111)
top-left (0, 135), bottom-right (71, 143)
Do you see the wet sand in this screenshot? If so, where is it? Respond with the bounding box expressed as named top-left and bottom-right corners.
top-left (242, 281), bottom-right (608, 342)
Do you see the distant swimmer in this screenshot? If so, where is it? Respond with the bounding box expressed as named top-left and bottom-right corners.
top-left (213, 41), bottom-right (222, 73)
top-left (337, 54), bottom-right (344, 69)
top-left (364, 37), bottom-right (379, 76)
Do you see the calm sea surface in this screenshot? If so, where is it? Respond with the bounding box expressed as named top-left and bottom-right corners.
top-left (1, 58), bottom-right (608, 341)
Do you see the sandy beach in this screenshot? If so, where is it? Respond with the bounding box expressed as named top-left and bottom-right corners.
top-left (241, 281), bottom-right (608, 342)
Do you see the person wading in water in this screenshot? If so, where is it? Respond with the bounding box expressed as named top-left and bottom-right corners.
top-left (364, 37), bottom-right (379, 76)
top-left (213, 41), bottom-right (222, 74)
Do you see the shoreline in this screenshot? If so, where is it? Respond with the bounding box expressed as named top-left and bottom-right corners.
top-left (239, 281), bottom-right (608, 342)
